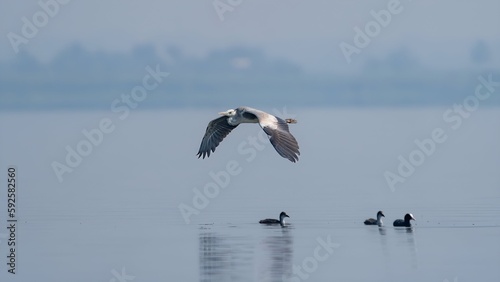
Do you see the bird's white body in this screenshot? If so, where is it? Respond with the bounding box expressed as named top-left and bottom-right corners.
top-left (279, 213), bottom-right (288, 225)
top-left (222, 107), bottom-right (277, 127)
top-left (376, 213), bottom-right (384, 226)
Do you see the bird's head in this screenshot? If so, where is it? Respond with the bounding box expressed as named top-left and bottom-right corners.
top-left (377, 211), bottom-right (385, 218)
top-left (219, 109), bottom-right (237, 117)
top-left (280, 211), bottom-right (290, 219)
top-left (405, 213), bottom-right (415, 221)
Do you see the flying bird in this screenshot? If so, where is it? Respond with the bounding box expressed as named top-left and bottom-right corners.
top-left (197, 106), bottom-right (300, 162)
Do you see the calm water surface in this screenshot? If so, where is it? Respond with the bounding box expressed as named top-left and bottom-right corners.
top-left (0, 108), bottom-right (499, 281)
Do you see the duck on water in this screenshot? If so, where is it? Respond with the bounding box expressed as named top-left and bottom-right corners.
top-left (259, 212), bottom-right (290, 226)
top-left (364, 211), bottom-right (385, 226)
top-left (393, 213), bottom-right (415, 227)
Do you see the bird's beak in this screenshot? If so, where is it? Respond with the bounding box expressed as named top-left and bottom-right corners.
top-left (382, 214), bottom-right (385, 217)
top-left (218, 110), bottom-right (230, 116)
top-left (411, 215), bottom-right (416, 220)
top-left (286, 215), bottom-right (290, 218)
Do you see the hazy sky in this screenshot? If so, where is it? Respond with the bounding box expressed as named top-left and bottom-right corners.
top-left (1, 0), bottom-right (499, 72)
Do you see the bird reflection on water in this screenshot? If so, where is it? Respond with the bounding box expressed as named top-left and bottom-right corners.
top-left (199, 226), bottom-right (293, 282)
top-left (199, 231), bottom-right (252, 281)
top-left (256, 227), bottom-right (293, 282)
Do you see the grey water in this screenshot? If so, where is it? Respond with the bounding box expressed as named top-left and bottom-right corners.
top-left (0, 107), bottom-right (499, 282)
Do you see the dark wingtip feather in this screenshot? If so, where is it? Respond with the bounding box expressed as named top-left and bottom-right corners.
top-left (197, 116), bottom-right (237, 160)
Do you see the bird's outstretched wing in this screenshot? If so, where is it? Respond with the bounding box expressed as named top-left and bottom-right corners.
top-left (197, 116), bottom-right (238, 159)
top-left (260, 117), bottom-right (300, 163)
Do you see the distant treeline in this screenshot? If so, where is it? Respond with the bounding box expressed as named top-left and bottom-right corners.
top-left (1, 43), bottom-right (499, 110)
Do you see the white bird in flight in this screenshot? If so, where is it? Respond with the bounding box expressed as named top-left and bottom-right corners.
top-left (197, 106), bottom-right (300, 162)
